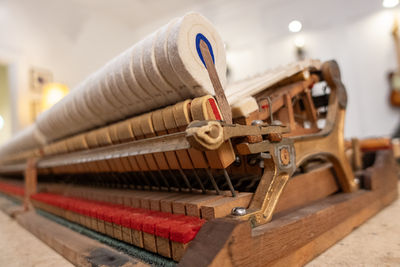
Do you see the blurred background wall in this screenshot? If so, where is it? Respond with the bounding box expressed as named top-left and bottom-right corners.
top-left (0, 0), bottom-right (399, 143)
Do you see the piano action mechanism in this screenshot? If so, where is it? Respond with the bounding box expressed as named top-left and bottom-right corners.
top-left (0, 16), bottom-right (398, 267)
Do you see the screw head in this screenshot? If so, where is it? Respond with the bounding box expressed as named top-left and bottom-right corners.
top-left (354, 178), bottom-right (360, 185)
top-left (233, 155), bottom-right (242, 167)
top-left (251, 119), bottom-right (264, 126)
top-left (231, 207), bottom-right (247, 216)
top-left (271, 120), bottom-right (283, 126)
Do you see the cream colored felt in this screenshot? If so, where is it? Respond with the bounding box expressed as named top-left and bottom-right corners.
top-left (0, 125), bottom-right (43, 158)
top-left (230, 96), bottom-right (259, 119)
top-left (72, 82), bottom-right (106, 128)
top-left (119, 47), bottom-right (157, 110)
top-left (113, 49), bottom-right (150, 115)
top-left (155, 18), bottom-right (192, 99)
top-left (107, 56), bottom-right (139, 117)
top-left (132, 41), bottom-right (172, 107)
top-left (81, 73), bottom-right (105, 118)
top-left (167, 12), bottom-right (227, 97)
top-left (143, 31), bottom-right (184, 103)
top-left (99, 59), bottom-right (131, 118)
top-left (89, 68), bottom-right (125, 122)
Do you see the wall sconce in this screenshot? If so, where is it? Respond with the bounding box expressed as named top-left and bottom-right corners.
top-left (41, 83), bottom-right (69, 112)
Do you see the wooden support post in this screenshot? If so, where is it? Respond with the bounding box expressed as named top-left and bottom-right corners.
top-left (301, 89), bottom-right (318, 129)
top-left (24, 159), bottom-right (37, 211)
top-left (351, 138), bottom-right (363, 171)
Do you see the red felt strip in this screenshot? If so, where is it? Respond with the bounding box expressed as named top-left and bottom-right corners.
top-left (30, 192), bottom-right (206, 244)
top-left (0, 182), bottom-right (25, 196)
top-left (207, 98), bottom-right (222, 120)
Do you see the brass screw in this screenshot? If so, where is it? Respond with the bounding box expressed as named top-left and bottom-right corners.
top-left (280, 148), bottom-right (290, 165)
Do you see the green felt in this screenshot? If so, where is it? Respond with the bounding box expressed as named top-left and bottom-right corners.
top-left (36, 208), bottom-right (177, 267)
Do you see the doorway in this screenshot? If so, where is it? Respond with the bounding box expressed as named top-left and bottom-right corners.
top-left (0, 64), bottom-right (12, 146)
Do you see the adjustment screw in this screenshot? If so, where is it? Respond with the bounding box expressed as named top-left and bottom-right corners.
top-left (251, 119), bottom-right (264, 126)
top-left (231, 207), bottom-right (247, 216)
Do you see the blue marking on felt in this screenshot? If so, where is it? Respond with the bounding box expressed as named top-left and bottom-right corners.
top-left (196, 33), bottom-right (215, 69)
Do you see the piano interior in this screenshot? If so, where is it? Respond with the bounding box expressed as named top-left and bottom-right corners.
top-left (0, 11), bottom-right (397, 267)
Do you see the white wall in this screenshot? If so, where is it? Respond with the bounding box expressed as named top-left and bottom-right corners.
top-left (0, 0), bottom-right (398, 139)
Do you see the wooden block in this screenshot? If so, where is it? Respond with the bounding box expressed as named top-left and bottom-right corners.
top-left (132, 229), bottom-right (144, 248)
top-left (160, 194), bottom-right (193, 213)
top-left (97, 219), bottom-right (106, 234)
top-left (163, 105), bottom-right (197, 169)
top-left (156, 236), bottom-right (172, 258)
top-left (153, 108), bottom-right (181, 170)
top-left (185, 195), bottom-right (225, 218)
top-left (172, 195), bottom-right (205, 215)
top-left (122, 226), bottom-right (133, 244)
top-left (85, 215), bottom-right (92, 229)
top-left (149, 192), bottom-right (182, 211)
top-left (91, 217), bottom-right (99, 232)
top-left (140, 192), bottom-right (172, 209)
top-left (113, 223), bottom-right (123, 240)
top-left (200, 193), bottom-right (253, 220)
top-left (143, 232), bottom-right (158, 253)
top-left (105, 221), bottom-right (114, 237)
top-left (171, 241), bottom-right (190, 262)
top-left (141, 112), bottom-right (170, 170)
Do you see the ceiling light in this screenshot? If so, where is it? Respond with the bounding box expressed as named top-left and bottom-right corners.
top-left (383, 0), bottom-right (399, 8)
top-left (0, 115), bottom-right (4, 130)
top-left (289, 21), bottom-right (302, 33)
top-left (294, 37), bottom-right (306, 48)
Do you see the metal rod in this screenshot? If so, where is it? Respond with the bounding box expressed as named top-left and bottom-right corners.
top-left (150, 171), bottom-right (162, 191)
top-left (158, 170), bottom-right (171, 191)
top-left (205, 168), bottom-right (221, 195)
top-left (168, 169), bottom-right (182, 192)
top-left (131, 172), bottom-right (144, 190)
top-left (267, 97), bottom-right (274, 122)
top-left (179, 168), bottom-right (192, 193)
top-left (192, 169), bottom-right (206, 194)
top-left (140, 171), bottom-right (152, 190)
top-left (222, 168), bottom-right (237, 197)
